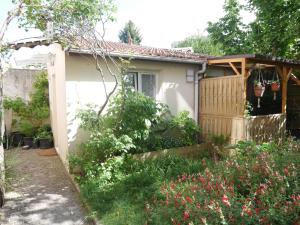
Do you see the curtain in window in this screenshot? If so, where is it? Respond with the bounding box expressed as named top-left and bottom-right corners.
top-left (141, 74), bottom-right (155, 98)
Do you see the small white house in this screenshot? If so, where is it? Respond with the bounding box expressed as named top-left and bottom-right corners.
top-left (10, 40), bottom-right (207, 164)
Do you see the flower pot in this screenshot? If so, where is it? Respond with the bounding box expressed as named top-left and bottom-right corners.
top-left (254, 85), bottom-right (265, 97)
top-left (271, 83), bottom-right (280, 92)
top-left (39, 138), bottom-right (53, 149)
top-left (11, 132), bottom-right (24, 147)
top-left (23, 137), bottom-right (34, 148)
top-left (32, 140), bottom-right (39, 149)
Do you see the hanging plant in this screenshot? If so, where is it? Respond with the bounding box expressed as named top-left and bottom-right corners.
top-left (254, 80), bottom-right (265, 97)
top-left (253, 67), bottom-right (266, 108)
top-left (271, 71), bottom-right (280, 100)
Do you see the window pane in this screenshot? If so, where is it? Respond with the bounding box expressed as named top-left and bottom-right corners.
top-left (125, 72), bottom-right (137, 89)
top-left (141, 74), bottom-right (155, 98)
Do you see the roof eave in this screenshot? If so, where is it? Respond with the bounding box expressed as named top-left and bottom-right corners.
top-left (68, 48), bottom-right (206, 64)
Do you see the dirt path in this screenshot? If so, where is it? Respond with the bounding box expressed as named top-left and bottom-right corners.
top-left (0, 149), bottom-right (93, 225)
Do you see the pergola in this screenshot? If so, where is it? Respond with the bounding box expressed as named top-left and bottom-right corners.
top-left (199, 54), bottom-right (300, 143)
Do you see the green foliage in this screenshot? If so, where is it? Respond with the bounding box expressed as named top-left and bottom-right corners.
top-left (71, 138), bottom-right (300, 225)
top-left (207, 0), bottom-right (250, 55)
top-left (17, 0), bottom-right (116, 42)
top-left (246, 0), bottom-right (300, 58)
top-left (35, 125), bottom-right (53, 141)
top-left (77, 84), bottom-right (200, 162)
top-left (18, 120), bottom-right (35, 137)
top-left (207, 0), bottom-right (300, 58)
top-left (69, 154), bottom-right (204, 224)
top-left (3, 71), bottom-right (50, 133)
top-left (146, 111), bottom-right (201, 151)
top-left (172, 34), bottom-right (224, 56)
top-left (119, 20), bottom-right (142, 44)
top-left (149, 140), bottom-right (300, 225)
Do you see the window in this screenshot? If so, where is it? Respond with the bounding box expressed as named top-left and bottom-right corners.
top-left (125, 72), bottom-right (156, 98)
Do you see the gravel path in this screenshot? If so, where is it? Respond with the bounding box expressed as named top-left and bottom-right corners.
top-left (0, 149), bottom-right (92, 225)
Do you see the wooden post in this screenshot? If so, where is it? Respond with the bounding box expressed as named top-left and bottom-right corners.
top-left (282, 66), bottom-right (288, 114)
top-left (242, 58), bottom-right (247, 139)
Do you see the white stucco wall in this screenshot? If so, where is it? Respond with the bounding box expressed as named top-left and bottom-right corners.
top-left (64, 53), bottom-right (200, 154)
top-left (47, 44), bottom-right (68, 164)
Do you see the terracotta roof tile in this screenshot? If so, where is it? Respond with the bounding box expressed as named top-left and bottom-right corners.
top-left (72, 39), bottom-right (207, 63)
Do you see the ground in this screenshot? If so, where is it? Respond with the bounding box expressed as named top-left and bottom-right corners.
top-left (0, 149), bottom-right (93, 225)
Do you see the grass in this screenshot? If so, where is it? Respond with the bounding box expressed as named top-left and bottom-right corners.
top-left (77, 155), bottom-right (208, 225)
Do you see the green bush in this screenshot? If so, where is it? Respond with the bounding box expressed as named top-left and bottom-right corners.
top-left (146, 111), bottom-right (200, 151)
top-left (77, 86), bottom-right (200, 162)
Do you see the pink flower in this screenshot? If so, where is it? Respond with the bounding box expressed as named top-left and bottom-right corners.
top-left (221, 194), bottom-right (231, 207)
top-left (183, 211), bottom-right (190, 221)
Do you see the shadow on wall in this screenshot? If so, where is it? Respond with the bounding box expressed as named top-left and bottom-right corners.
top-left (245, 114), bottom-right (286, 143)
top-left (66, 106), bottom-right (89, 157)
top-left (164, 83), bottom-right (178, 115)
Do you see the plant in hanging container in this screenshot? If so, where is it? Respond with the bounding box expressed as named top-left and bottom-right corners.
top-left (271, 80), bottom-right (280, 92)
top-left (253, 80), bottom-right (265, 97)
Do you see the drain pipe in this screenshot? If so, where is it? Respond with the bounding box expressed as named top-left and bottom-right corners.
top-left (194, 62), bottom-right (207, 123)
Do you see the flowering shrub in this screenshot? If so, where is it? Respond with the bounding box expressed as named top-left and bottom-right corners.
top-left (148, 141), bottom-right (300, 225)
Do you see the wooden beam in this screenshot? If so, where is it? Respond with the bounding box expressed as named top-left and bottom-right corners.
top-left (282, 66), bottom-right (288, 114)
top-left (287, 68), bottom-right (293, 80)
top-left (208, 58), bottom-right (244, 65)
top-left (229, 62), bottom-right (241, 76)
top-left (276, 66), bottom-right (283, 78)
top-left (290, 74), bottom-right (300, 86)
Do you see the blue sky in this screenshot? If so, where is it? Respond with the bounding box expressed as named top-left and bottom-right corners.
top-left (0, 0), bottom-right (254, 48)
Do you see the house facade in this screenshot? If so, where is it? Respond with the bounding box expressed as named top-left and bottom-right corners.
top-left (46, 42), bottom-right (207, 164)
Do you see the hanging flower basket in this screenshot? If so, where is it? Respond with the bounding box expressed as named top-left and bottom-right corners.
top-left (254, 82), bottom-right (265, 97)
top-left (271, 81), bottom-right (280, 92)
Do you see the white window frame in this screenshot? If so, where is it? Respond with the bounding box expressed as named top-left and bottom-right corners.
top-left (127, 71), bottom-right (157, 99)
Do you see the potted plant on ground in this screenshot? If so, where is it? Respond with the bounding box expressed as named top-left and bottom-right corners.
top-left (18, 120), bottom-right (36, 148)
top-left (35, 125), bottom-right (53, 149)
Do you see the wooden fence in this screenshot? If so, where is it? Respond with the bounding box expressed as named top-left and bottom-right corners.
top-left (244, 114), bottom-right (286, 143)
top-left (199, 75), bottom-right (244, 142)
top-left (199, 75), bottom-right (285, 143)
top-left (199, 75), bottom-right (244, 117)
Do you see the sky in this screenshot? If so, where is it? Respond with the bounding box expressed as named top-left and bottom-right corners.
top-left (0, 0), bottom-right (254, 49)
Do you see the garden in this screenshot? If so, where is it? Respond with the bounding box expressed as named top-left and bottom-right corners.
top-left (70, 76), bottom-right (300, 225)
top-left (3, 71), bottom-right (53, 149)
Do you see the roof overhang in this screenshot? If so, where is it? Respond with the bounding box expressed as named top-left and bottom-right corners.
top-left (68, 48), bottom-right (206, 65)
top-left (208, 54), bottom-right (300, 69)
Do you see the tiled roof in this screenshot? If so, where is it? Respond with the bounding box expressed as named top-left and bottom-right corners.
top-left (70, 40), bottom-right (207, 63)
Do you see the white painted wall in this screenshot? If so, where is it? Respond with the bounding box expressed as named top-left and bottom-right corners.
top-left (3, 69), bottom-right (41, 133)
top-left (64, 54), bottom-right (199, 154)
top-left (47, 44), bottom-right (68, 164)
top-left (49, 47), bottom-right (200, 163)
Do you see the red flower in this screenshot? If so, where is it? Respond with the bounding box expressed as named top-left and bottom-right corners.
top-left (185, 196), bottom-right (193, 204)
top-left (183, 211), bottom-right (190, 221)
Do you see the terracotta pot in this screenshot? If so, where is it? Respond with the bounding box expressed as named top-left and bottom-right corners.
top-left (271, 83), bottom-right (280, 92)
top-left (254, 85), bottom-right (265, 97)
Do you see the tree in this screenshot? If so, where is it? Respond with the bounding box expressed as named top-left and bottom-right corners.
top-left (246, 0), bottom-right (300, 58)
top-left (118, 20), bottom-right (142, 45)
top-left (172, 34), bottom-right (224, 56)
top-left (207, 0), bottom-right (300, 59)
top-left (207, 0), bottom-right (250, 55)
